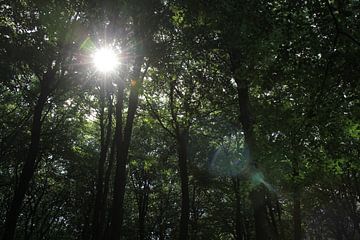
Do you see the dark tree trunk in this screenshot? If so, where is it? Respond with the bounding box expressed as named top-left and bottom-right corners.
top-left (230, 50), bottom-right (269, 240)
top-left (158, 209), bottom-right (165, 240)
top-left (266, 196), bottom-right (279, 239)
top-left (138, 180), bottom-right (150, 240)
top-left (138, 204), bottom-right (146, 240)
top-left (232, 177), bottom-right (244, 240)
top-left (107, 79), bottom-right (125, 240)
top-left (92, 86), bottom-right (113, 240)
top-left (177, 130), bottom-right (190, 240)
top-left (108, 54), bottom-right (144, 240)
top-left (292, 157), bottom-right (301, 240)
top-left (190, 184), bottom-right (199, 240)
top-left (2, 71), bottom-right (53, 240)
top-left (102, 132), bottom-right (116, 237)
top-left (249, 188), bottom-right (269, 240)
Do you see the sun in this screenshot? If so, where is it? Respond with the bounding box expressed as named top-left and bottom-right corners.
top-left (92, 47), bottom-right (119, 73)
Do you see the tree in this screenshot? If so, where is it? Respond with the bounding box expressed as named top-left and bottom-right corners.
top-left (1, 0), bottom-right (359, 239)
top-left (1, 1), bottom-right (87, 239)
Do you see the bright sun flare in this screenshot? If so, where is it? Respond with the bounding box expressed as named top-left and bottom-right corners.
top-left (92, 47), bottom-right (119, 73)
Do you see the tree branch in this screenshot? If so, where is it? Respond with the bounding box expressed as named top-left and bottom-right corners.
top-left (144, 94), bottom-right (175, 138)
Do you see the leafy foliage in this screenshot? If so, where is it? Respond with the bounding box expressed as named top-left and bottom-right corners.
top-left (1, 0), bottom-right (359, 240)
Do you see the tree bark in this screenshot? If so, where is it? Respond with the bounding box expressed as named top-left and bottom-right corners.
top-left (138, 179), bottom-right (150, 240)
top-left (107, 79), bottom-right (125, 240)
top-left (92, 86), bottom-right (113, 240)
top-left (108, 54), bottom-right (144, 240)
top-left (266, 196), bottom-right (279, 239)
top-left (249, 188), bottom-right (269, 240)
top-left (190, 184), bottom-right (199, 240)
top-left (230, 50), bottom-right (269, 240)
top-left (2, 70), bottom-right (54, 240)
top-left (292, 157), bottom-right (301, 240)
top-left (101, 132), bottom-right (116, 238)
top-left (232, 177), bottom-right (244, 240)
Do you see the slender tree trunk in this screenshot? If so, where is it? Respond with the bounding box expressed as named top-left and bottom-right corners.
top-left (157, 195), bottom-right (166, 240)
top-left (92, 86), bottom-right (113, 240)
top-left (2, 71), bottom-right (53, 240)
top-left (232, 177), bottom-right (244, 240)
top-left (108, 54), bottom-right (144, 240)
top-left (249, 188), bottom-right (268, 240)
top-left (138, 180), bottom-right (150, 240)
top-left (230, 51), bottom-right (269, 240)
top-left (177, 130), bottom-right (190, 240)
top-left (92, 85), bottom-right (106, 240)
top-left (102, 133), bottom-right (116, 238)
top-left (190, 184), bottom-right (198, 240)
top-left (138, 203), bottom-right (146, 240)
top-left (292, 157), bottom-right (301, 240)
top-left (107, 79), bottom-right (125, 240)
top-left (266, 196), bottom-right (279, 239)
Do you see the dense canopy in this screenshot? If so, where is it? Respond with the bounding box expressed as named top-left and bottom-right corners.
top-left (0, 0), bottom-right (359, 240)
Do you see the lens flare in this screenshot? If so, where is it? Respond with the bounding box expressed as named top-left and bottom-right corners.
top-left (209, 147), bottom-right (275, 192)
top-left (92, 47), bottom-right (119, 73)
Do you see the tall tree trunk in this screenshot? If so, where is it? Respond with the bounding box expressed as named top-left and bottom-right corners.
top-left (230, 51), bottom-right (269, 240)
top-left (92, 86), bottom-right (113, 240)
top-left (138, 179), bottom-right (150, 240)
top-left (2, 70), bottom-right (53, 240)
top-left (107, 79), bottom-right (125, 240)
top-left (102, 133), bottom-right (116, 237)
top-left (108, 54), bottom-right (144, 240)
top-left (158, 198), bottom-right (165, 240)
top-left (190, 184), bottom-right (198, 240)
top-left (266, 196), bottom-right (280, 239)
top-left (156, 191), bottom-right (168, 240)
top-left (177, 130), bottom-right (190, 240)
top-left (292, 157), bottom-right (301, 240)
top-left (249, 188), bottom-right (268, 240)
top-left (232, 177), bottom-right (244, 240)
